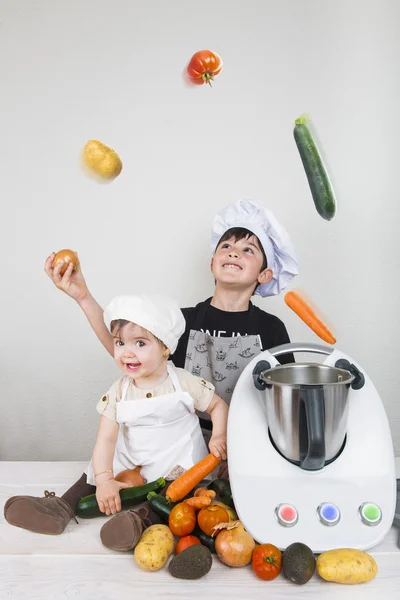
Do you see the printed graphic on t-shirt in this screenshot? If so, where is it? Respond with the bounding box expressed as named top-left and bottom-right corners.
top-left (192, 363), bottom-right (203, 376)
top-left (238, 347), bottom-right (255, 359)
top-left (184, 326), bottom-right (264, 403)
top-left (194, 343), bottom-right (208, 353)
top-left (216, 349), bottom-right (227, 361)
top-left (200, 329), bottom-right (263, 349)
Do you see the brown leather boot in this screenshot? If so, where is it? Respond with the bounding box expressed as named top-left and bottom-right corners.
top-left (4, 490), bottom-right (76, 535)
top-left (100, 506), bottom-right (154, 551)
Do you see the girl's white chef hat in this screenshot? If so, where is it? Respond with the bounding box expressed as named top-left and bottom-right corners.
top-left (104, 294), bottom-right (185, 354)
top-left (211, 198), bottom-right (299, 297)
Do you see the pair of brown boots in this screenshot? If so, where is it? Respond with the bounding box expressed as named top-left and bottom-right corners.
top-left (4, 490), bottom-right (153, 551)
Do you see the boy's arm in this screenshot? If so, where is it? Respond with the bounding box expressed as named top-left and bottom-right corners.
top-left (44, 253), bottom-right (114, 356)
top-left (205, 393), bottom-right (228, 461)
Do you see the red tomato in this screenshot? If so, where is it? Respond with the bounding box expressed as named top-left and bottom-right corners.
top-left (168, 503), bottom-right (196, 537)
top-left (175, 535), bottom-right (201, 555)
top-left (187, 50), bottom-right (223, 86)
top-left (252, 544), bottom-right (282, 581)
top-left (197, 504), bottom-right (229, 537)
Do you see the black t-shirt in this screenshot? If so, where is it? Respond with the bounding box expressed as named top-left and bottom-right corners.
top-left (171, 298), bottom-right (294, 367)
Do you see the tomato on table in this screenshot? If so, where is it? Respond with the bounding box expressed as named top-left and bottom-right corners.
top-left (168, 503), bottom-right (196, 536)
top-left (187, 50), bottom-right (223, 86)
top-left (197, 504), bottom-right (229, 536)
top-left (252, 543), bottom-right (282, 581)
top-left (174, 535), bottom-right (201, 555)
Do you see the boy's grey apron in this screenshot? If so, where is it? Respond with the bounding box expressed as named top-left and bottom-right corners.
top-left (184, 299), bottom-right (262, 443)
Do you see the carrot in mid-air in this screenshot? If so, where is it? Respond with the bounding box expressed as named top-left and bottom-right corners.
top-left (284, 290), bottom-right (336, 345)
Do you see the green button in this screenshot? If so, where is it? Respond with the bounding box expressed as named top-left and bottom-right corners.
top-left (360, 503), bottom-right (381, 525)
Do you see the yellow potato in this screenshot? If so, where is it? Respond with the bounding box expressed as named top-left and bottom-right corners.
top-left (134, 525), bottom-right (175, 572)
top-left (140, 524), bottom-right (175, 552)
top-left (316, 548), bottom-right (378, 584)
top-left (82, 139), bottom-right (122, 180)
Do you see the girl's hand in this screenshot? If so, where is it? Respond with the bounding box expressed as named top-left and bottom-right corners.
top-left (96, 479), bottom-right (130, 515)
top-left (44, 252), bottom-right (90, 305)
top-left (209, 434), bottom-right (227, 461)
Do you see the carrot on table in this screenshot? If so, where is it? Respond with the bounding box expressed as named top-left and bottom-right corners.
top-left (166, 454), bottom-right (221, 503)
top-left (194, 488), bottom-right (216, 499)
top-left (184, 496), bottom-right (212, 510)
top-left (284, 291), bottom-right (336, 345)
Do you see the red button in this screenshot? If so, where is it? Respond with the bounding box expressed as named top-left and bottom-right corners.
top-left (280, 505), bottom-right (296, 521)
top-left (275, 503), bottom-right (298, 527)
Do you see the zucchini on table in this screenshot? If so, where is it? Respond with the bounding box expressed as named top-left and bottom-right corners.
top-left (76, 477), bottom-right (165, 518)
top-left (293, 115), bottom-right (336, 221)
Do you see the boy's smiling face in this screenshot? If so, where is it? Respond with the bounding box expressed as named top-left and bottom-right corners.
top-left (211, 234), bottom-right (273, 291)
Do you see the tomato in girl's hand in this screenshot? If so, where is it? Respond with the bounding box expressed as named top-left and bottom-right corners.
top-left (197, 504), bottom-right (229, 536)
top-left (186, 50), bottom-right (223, 86)
top-left (174, 535), bottom-right (201, 555)
top-left (252, 543), bottom-right (282, 581)
top-left (168, 503), bottom-right (196, 536)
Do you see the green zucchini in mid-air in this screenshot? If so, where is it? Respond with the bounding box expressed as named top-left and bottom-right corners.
top-left (293, 116), bottom-right (336, 221)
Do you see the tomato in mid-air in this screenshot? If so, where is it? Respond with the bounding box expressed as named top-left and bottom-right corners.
top-left (187, 50), bottom-right (223, 86)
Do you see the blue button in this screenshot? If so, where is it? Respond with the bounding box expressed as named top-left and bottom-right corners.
top-left (318, 503), bottom-right (340, 526)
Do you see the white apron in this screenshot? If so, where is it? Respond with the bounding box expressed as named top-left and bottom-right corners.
top-left (86, 363), bottom-right (208, 485)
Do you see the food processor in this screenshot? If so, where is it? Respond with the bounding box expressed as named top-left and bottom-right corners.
top-left (228, 343), bottom-right (397, 552)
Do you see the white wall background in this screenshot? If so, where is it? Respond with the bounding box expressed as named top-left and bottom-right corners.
top-left (0, 0), bottom-right (399, 461)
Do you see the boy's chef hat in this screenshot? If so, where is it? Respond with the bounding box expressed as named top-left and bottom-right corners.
top-left (211, 199), bottom-right (299, 297)
top-left (104, 294), bottom-right (185, 354)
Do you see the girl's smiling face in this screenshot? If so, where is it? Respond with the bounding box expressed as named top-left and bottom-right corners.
top-left (112, 321), bottom-right (168, 384)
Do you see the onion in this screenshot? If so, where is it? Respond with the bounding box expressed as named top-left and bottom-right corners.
top-left (115, 467), bottom-right (145, 487)
top-left (52, 249), bottom-right (79, 276)
top-left (214, 520), bottom-right (256, 567)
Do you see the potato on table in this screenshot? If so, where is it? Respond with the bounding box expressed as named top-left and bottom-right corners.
top-left (316, 548), bottom-right (378, 584)
top-left (134, 524), bottom-right (174, 572)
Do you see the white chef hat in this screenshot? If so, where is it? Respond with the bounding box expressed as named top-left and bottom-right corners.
top-left (211, 199), bottom-right (299, 297)
top-left (104, 294), bottom-right (185, 354)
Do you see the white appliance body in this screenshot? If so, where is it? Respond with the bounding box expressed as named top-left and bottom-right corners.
top-left (228, 346), bottom-right (397, 552)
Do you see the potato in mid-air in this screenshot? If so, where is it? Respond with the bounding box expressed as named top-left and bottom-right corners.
top-left (82, 139), bottom-right (122, 180)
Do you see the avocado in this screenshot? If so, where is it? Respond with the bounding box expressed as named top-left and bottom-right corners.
top-left (168, 545), bottom-right (213, 579)
top-left (282, 542), bottom-right (315, 585)
top-left (207, 479), bottom-right (235, 508)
